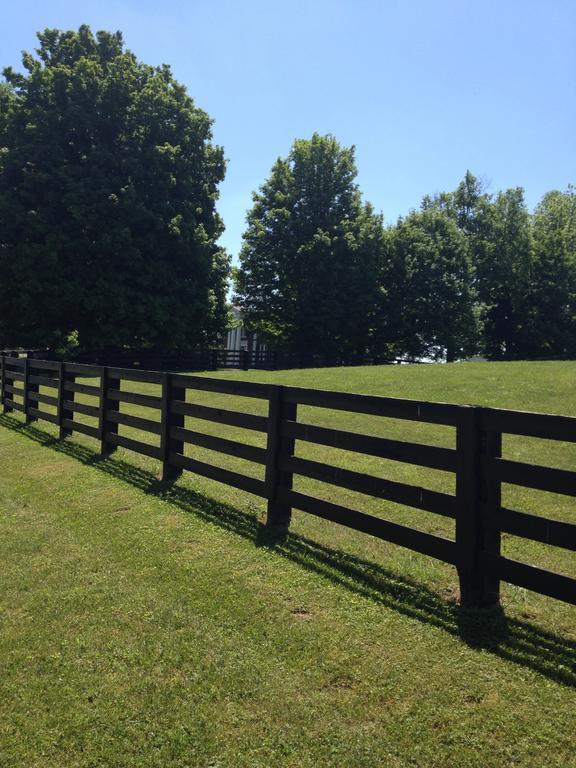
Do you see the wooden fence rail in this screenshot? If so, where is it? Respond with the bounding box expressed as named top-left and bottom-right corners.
top-left (1, 353), bottom-right (574, 608)
top-left (0, 347), bottom-right (404, 371)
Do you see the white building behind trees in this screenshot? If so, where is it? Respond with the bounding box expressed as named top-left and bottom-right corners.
top-left (225, 307), bottom-right (266, 352)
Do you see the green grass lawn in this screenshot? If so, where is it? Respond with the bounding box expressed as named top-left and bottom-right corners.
top-left (1, 361), bottom-right (575, 767)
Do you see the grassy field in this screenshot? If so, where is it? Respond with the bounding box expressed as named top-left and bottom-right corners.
top-left (1, 361), bottom-right (575, 767)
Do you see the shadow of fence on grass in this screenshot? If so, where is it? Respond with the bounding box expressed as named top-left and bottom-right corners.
top-left (1, 413), bottom-right (575, 688)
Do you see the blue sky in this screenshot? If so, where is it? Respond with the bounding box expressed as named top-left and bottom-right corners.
top-left (2, 0), bottom-right (575, 261)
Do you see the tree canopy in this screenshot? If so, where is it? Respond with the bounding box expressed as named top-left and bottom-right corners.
top-left (0, 26), bottom-right (229, 349)
top-left (236, 155), bottom-right (575, 361)
top-left (530, 187), bottom-right (576, 357)
top-left (1, 28), bottom-right (574, 362)
top-left (422, 175), bottom-right (535, 358)
top-left (234, 133), bottom-right (384, 354)
top-left (382, 208), bottom-right (478, 361)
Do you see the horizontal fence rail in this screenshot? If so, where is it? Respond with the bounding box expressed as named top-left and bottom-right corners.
top-left (1, 347), bottom-right (404, 372)
top-left (0, 353), bottom-right (574, 609)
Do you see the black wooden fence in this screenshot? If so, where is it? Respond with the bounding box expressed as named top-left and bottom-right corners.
top-left (1, 353), bottom-right (574, 608)
top-left (1, 348), bottom-right (399, 371)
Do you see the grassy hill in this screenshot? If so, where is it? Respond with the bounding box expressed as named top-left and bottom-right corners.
top-left (0, 361), bottom-right (574, 767)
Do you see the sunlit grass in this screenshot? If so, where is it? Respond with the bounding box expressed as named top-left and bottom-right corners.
top-left (1, 360), bottom-right (575, 767)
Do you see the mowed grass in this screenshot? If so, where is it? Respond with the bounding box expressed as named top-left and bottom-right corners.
top-left (0, 361), bottom-right (575, 767)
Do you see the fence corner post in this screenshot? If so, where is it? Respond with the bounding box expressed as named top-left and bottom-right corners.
top-left (24, 358), bottom-right (37, 425)
top-left (159, 372), bottom-right (184, 483)
top-left (58, 363), bottom-right (74, 439)
top-left (0, 352), bottom-right (5, 407)
top-left (99, 367), bottom-right (118, 456)
top-left (265, 385), bottom-right (297, 532)
top-left (3, 353), bottom-right (14, 414)
top-left (455, 405), bottom-right (501, 608)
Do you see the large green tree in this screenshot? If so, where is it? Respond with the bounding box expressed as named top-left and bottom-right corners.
top-left (480, 188), bottom-right (534, 359)
top-left (422, 172), bottom-right (537, 359)
top-left (234, 133), bottom-right (384, 354)
top-left (530, 187), bottom-right (576, 356)
top-left (0, 26), bottom-right (229, 349)
top-left (382, 209), bottom-right (478, 361)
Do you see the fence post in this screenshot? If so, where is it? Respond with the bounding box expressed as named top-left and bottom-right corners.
top-left (25, 358), bottom-right (40, 425)
top-left (0, 352), bottom-right (5, 407)
top-left (265, 385), bottom-right (298, 530)
top-left (159, 372), bottom-right (184, 482)
top-left (22, 358), bottom-right (35, 425)
top-left (3, 355), bottom-right (13, 414)
top-left (455, 406), bottom-right (500, 608)
top-left (99, 367), bottom-right (119, 456)
top-left (58, 363), bottom-right (75, 439)
top-left (455, 406), bottom-right (481, 606)
top-left (478, 417), bottom-right (502, 606)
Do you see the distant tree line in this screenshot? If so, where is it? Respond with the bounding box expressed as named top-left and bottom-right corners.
top-left (1, 26), bottom-right (574, 361)
top-left (235, 136), bottom-right (576, 361)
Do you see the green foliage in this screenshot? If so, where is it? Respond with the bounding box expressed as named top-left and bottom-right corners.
top-left (1, 26), bottom-right (574, 363)
top-left (234, 134), bottom-right (384, 354)
top-left (479, 188), bottom-right (534, 358)
top-left (382, 209), bottom-right (478, 360)
top-left (236, 157), bottom-right (576, 362)
top-left (0, 26), bottom-right (229, 349)
top-left (530, 187), bottom-right (576, 357)
top-left (421, 173), bottom-right (576, 360)
top-left (53, 329), bottom-right (80, 358)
